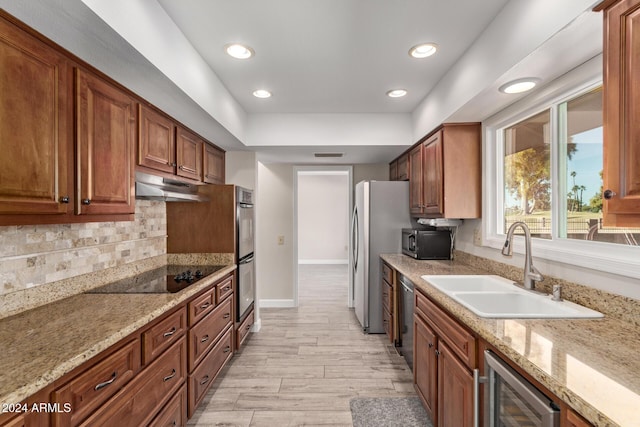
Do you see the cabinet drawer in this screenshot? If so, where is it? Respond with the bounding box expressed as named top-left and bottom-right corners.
top-left (142, 307), bottom-right (187, 364)
top-left (148, 384), bottom-right (187, 427)
top-left (188, 327), bottom-right (233, 417)
top-left (52, 338), bottom-right (140, 427)
top-left (415, 290), bottom-right (476, 369)
top-left (382, 307), bottom-right (393, 343)
top-left (216, 275), bottom-right (233, 303)
top-left (382, 279), bottom-right (393, 314)
top-left (188, 297), bottom-right (233, 372)
top-left (188, 287), bottom-right (216, 327)
top-left (236, 309), bottom-right (254, 349)
top-left (382, 262), bottom-right (394, 285)
top-left (80, 337), bottom-right (186, 427)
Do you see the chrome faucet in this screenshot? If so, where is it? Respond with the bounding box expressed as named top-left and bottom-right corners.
top-left (502, 221), bottom-right (544, 291)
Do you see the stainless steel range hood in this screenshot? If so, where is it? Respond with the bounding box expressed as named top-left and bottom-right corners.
top-left (135, 171), bottom-right (208, 202)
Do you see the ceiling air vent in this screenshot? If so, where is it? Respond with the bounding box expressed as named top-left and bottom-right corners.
top-left (314, 152), bottom-right (344, 158)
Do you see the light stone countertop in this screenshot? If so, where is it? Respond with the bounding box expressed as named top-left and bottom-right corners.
top-left (381, 253), bottom-right (640, 427)
top-left (0, 263), bottom-right (236, 408)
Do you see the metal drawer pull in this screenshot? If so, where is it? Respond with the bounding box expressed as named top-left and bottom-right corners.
top-left (163, 369), bottom-right (177, 382)
top-left (201, 335), bottom-right (209, 343)
top-left (82, 198), bottom-right (91, 205)
top-left (94, 371), bottom-right (117, 391)
top-left (200, 302), bottom-right (211, 310)
top-left (222, 286), bottom-right (230, 291)
top-left (200, 375), bottom-right (210, 385)
top-left (223, 313), bottom-right (230, 319)
top-left (163, 327), bottom-right (177, 337)
top-left (223, 346), bottom-right (231, 354)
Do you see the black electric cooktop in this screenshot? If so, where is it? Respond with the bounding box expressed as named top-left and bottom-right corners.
top-left (87, 265), bottom-right (226, 294)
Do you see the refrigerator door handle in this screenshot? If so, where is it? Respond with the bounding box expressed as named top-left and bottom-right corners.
top-left (351, 205), bottom-right (359, 272)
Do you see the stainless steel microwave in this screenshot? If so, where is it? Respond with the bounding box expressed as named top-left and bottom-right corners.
top-left (401, 228), bottom-right (451, 260)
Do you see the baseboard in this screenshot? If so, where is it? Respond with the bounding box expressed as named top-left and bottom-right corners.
top-left (259, 299), bottom-right (296, 308)
top-left (298, 259), bottom-right (348, 265)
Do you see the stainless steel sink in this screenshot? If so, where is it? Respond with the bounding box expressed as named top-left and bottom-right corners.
top-left (421, 275), bottom-right (603, 319)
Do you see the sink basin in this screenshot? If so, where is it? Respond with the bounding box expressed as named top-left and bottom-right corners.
top-left (421, 275), bottom-right (603, 319)
top-left (422, 275), bottom-right (517, 293)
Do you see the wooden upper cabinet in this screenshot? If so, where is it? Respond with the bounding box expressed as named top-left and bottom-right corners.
top-left (76, 69), bottom-right (136, 215)
top-left (138, 104), bottom-right (175, 174)
top-left (409, 144), bottom-right (424, 215)
top-left (0, 13), bottom-right (73, 216)
top-left (409, 123), bottom-right (480, 219)
top-left (597, 0), bottom-right (640, 226)
top-left (422, 131), bottom-right (444, 216)
top-left (389, 159), bottom-right (398, 181)
top-left (176, 126), bottom-right (203, 181)
top-left (203, 143), bottom-right (225, 184)
top-left (397, 153), bottom-right (409, 181)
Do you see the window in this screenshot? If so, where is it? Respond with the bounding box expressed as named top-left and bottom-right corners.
top-left (484, 59), bottom-right (640, 279)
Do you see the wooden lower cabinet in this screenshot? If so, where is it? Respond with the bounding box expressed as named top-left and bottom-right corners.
top-left (564, 407), bottom-right (592, 427)
top-left (236, 307), bottom-right (254, 350)
top-left (437, 341), bottom-right (473, 427)
top-left (188, 327), bottom-right (233, 417)
top-left (414, 288), bottom-right (476, 427)
top-left (79, 337), bottom-right (186, 427)
top-left (414, 314), bottom-right (437, 424)
top-left (148, 384), bottom-right (187, 427)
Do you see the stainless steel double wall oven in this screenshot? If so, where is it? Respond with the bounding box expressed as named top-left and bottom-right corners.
top-left (236, 186), bottom-right (255, 323)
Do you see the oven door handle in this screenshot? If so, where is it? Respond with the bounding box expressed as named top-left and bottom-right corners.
top-left (239, 255), bottom-right (254, 265)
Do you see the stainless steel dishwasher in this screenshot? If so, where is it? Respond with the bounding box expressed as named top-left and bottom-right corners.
top-left (398, 274), bottom-right (414, 371)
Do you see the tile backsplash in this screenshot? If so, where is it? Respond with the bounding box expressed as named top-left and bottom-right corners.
top-left (0, 200), bottom-right (167, 295)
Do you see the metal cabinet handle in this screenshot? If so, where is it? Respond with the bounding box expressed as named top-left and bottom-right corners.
top-left (222, 286), bottom-right (230, 291)
top-left (163, 369), bottom-right (177, 382)
top-left (163, 326), bottom-right (177, 337)
top-left (200, 375), bottom-right (210, 385)
top-left (201, 335), bottom-right (209, 343)
top-left (94, 371), bottom-right (117, 391)
top-left (60, 196), bottom-right (70, 204)
top-left (428, 342), bottom-right (433, 348)
top-left (246, 325), bottom-right (251, 330)
top-left (604, 189), bottom-right (616, 200)
top-left (82, 198), bottom-right (91, 205)
top-left (200, 302), bottom-right (211, 310)
top-left (223, 313), bottom-right (230, 319)
top-left (434, 349), bottom-right (440, 356)
top-left (473, 369), bottom-right (488, 427)
top-left (223, 346), bottom-right (231, 354)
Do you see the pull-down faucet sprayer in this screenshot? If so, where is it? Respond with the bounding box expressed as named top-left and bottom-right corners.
top-left (502, 221), bottom-right (544, 291)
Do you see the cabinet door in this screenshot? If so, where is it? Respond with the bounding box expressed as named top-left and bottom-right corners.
top-left (0, 15), bottom-right (72, 216)
top-left (414, 314), bottom-right (437, 424)
top-left (565, 407), bottom-right (592, 427)
top-left (422, 131), bottom-right (444, 217)
top-left (397, 153), bottom-right (409, 181)
top-left (437, 341), bottom-right (473, 427)
top-left (601, 0), bottom-right (640, 226)
top-left (203, 143), bottom-right (225, 184)
top-left (138, 104), bottom-right (175, 174)
top-left (175, 126), bottom-right (203, 181)
top-left (409, 144), bottom-right (424, 215)
top-left (389, 160), bottom-right (398, 181)
top-left (76, 69), bottom-right (135, 215)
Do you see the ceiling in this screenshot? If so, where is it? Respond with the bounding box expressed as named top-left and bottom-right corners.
top-left (156, 0), bottom-right (510, 114)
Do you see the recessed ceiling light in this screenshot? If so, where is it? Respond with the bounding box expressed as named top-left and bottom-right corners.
top-left (499, 78), bottom-right (540, 94)
top-left (253, 89), bottom-right (272, 98)
top-left (387, 89), bottom-right (407, 98)
top-left (409, 43), bottom-right (438, 58)
top-left (225, 43), bottom-right (254, 59)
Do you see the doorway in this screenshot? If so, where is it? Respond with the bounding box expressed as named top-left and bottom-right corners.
top-left (293, 166), bottom-right (353, 307)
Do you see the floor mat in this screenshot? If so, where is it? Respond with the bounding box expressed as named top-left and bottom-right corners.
top-left (349, 396), bottom-right (433, 427)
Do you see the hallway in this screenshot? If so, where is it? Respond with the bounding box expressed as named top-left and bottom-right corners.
top-left (188, 264), bottom-right (415, 426)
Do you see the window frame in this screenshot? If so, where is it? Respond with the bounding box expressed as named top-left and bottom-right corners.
top-left (482, 65), bottom-right (640, 280)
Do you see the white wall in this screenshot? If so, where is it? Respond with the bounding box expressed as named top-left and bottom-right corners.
top-left (225, 151), bottom-right (256, 190)
top-left (297, 173), bottom-right (349, 263)
top-left (256, 162), bottom-right (295, 301)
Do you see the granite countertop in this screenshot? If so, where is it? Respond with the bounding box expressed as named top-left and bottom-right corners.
top-left (0, 263), bottom-right (236, 408)
top-left (381, 253), bottom-right (640, 427)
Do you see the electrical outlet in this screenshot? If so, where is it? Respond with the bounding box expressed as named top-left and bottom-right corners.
top-left (278, 235), bottom-right (285, 245)
top-left (473, 228), bottom-right (482, 246)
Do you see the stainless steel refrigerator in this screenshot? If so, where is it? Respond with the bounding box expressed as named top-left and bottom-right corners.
top-left (352, 180), bottom-right (412, 333)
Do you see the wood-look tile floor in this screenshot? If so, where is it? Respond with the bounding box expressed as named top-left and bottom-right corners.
top-left (188, 264), bottom-right (415, 426)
